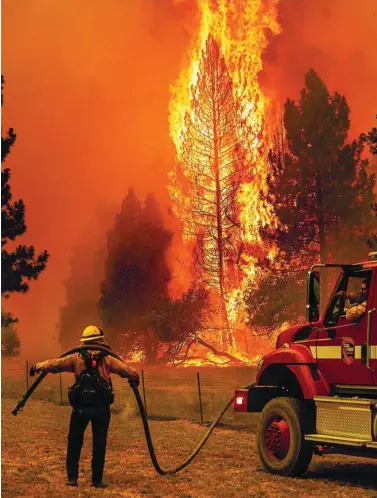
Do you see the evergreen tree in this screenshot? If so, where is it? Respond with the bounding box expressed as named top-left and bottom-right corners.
top-left (151, 285), bottom-right (210, 345)
top-left (273, 70), bottom-right (375, 265)
top-left (245, 70), bottom-right (376, 328)
top-left (362, 115), bottom-right (377, 246)
top-left (361, 115), bottom-right (377, 155)
top-left (99, 190), bottom-right (173, 362)
top-left (1, 76), bottom-right (49, 325)
top-left (278, 69), bottom-right (375, 266)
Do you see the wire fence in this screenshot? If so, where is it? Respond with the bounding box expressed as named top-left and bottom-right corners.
top-left (2, 361), bottom-right (257, 427)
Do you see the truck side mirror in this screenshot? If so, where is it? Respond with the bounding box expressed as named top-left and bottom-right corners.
top-left (307, 270), bottom-right (320, 323)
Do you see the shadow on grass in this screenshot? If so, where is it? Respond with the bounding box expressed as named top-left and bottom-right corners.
top-left (306, 462), bottom-right (377, 491)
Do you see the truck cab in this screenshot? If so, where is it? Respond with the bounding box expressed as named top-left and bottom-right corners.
top-left (234, 253), bottom-right (377, 476)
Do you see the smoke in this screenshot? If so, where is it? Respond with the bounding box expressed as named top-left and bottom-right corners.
top-left (2, 0), bottom-right (376, 358)
top-left (261, 0), bottom-right (377, 139)
top-left (1, 0), bottom-right (190, 357)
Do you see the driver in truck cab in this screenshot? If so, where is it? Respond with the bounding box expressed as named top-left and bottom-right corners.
top-left (338, 279), bottom-right (370, 320)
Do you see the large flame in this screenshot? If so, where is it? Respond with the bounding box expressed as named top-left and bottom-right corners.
top-left (169, 0), bottom-right (281, 341)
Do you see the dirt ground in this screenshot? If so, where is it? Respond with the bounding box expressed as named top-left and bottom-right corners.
top-left (2, 398), bottom-right (377, 498)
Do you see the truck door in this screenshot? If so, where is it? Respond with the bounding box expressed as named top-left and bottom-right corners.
top-left (314, 267), bottom-right (375, 386)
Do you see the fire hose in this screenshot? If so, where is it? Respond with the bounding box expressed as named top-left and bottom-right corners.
top-left (11, 345), bottom-right (254, 475)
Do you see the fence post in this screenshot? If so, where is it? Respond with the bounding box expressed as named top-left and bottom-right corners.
top-left (141, 370), bottom-right (148, 416)
top-left (197, 372), bottom-right (203, 424)
top-left (26, 361), bottom-right (29, 390)
top-left (59, 373), bottom-right (63, 405)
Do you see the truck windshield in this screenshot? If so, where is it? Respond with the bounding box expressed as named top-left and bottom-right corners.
top-left (323, 269), bottom-right (372, 327)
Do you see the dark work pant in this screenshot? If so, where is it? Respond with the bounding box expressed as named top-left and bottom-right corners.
top-left (66, 406), bottom-right (111, 483)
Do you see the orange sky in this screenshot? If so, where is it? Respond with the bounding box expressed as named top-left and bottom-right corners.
top-left (2, 0), bottom-right (377, 358)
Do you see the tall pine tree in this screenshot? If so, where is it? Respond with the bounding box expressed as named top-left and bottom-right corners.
top-left (277, 69), bottom-right (375, 266)
top-left (99, 190), bottom-right (173, 362)
top-left (362, 115), bottom-right (377, 247)
top-left (362, 115), bottom-right (377, 156)
top-left (245, 69), bottom-right (376, 328)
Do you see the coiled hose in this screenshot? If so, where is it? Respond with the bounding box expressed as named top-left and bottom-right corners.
top-left (12, 345), bottom-right (254, 475)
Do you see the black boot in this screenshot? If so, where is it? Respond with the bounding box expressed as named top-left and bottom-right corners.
top-left (66, 478), bottom-right (78, 487)
top-left (91, 481), bottom-right (108, 488)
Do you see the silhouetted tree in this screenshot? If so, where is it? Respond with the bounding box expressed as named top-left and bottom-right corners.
top-left (277, 70), bottom-right (375, 266)
top-left (362, 115), bottom-right (377, 246)
top-left (151, 285), bottom-right (210, 344)
top-left (361, 115), bottom-right (377, 155)
top-left (1, 76), bottom-right (49, 325)
top-left (245, 70), bottom-right (376, 328)
top-left (99, 190), bottom-right (173, 362)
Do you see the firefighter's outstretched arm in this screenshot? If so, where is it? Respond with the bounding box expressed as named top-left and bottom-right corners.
top-left (30, 355), bottom-right (75, 376)
top-left (108, 356), bottom-right (139, 385)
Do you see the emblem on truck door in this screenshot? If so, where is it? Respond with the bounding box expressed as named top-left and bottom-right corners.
top-left (341, 337), bottom-right (355, 365)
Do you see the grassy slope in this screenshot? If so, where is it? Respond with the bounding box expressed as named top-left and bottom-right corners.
top-left (2, 396), bottom-right (377, 498)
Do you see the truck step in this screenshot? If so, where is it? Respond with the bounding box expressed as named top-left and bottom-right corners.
top-left (366, 441), bottom-right (377, 449)
top-left (305, 434), bottom-right (372, 447)
top-left (314, 396), bottom-right (376, 405)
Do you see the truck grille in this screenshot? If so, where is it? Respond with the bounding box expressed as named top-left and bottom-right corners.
top-left (315, 397), bottom-right (372, 440)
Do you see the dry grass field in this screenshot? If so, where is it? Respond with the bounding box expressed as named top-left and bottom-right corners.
top-left (2, 361), bottom-right (377, 497)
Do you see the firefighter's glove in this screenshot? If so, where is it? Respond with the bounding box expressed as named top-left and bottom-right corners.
top-left (29, 364), bottom-right (38, 377)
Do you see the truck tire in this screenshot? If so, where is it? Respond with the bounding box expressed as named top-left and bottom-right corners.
top-left (257, 397), bottom-right (313, 477)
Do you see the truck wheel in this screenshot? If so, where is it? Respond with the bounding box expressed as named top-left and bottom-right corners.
top-left (257, 397), bottom-right (313, 477)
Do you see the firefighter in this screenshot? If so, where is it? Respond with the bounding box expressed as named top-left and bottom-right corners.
top-left (340, 280), bottom-right (370, 320)
top-left (29, 325), bottom-right (139, 489)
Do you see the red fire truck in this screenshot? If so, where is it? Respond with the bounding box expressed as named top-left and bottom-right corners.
top-left (234, 252), bottom-right (377, 475)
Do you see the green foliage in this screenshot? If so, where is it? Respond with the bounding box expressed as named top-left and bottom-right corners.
top-left (99, 189), bottom-right (173, 361)
top-left (150, 285), bottom-right (210, 343)
top-left (244, 265), bottom-right (306, 328)
top-left (1, 322), bottom-right (20, 356)
top-left (276, 69), bottom-right (375, 263)
top-left (362, 115), bottom-right (377, 246)
top-left (1, 76), bottom-right (49, 303)
top-left (361, 114), bottom-right (377, 156)
top-left (246, 69), bottom-right (376, 329)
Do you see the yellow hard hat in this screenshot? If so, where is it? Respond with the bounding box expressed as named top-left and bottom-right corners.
top-left (80, 325), bottom-right (104, 342)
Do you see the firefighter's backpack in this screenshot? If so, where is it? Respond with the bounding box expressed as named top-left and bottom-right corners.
top-left (68, 350), bottom-right (114, 408)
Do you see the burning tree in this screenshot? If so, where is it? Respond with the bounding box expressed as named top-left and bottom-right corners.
top-left (170, 36), bottom-right (252, 350)
top-left (168, 1), bottom-right (281, 360)
top-left (169, 32), bottom-right (280, 352)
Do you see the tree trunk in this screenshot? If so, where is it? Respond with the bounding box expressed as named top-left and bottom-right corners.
top-left (143, 330), bottom-right (158, 365)
top-left (316, 171), bottom-right (328, 304)
top-left (211, 50), bottom-right (234, 351)
top-left (167, 336), bottom-right (245, 365)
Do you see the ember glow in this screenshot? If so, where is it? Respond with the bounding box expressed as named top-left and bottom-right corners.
top-left (169, 0), bottom-right (281, 348)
